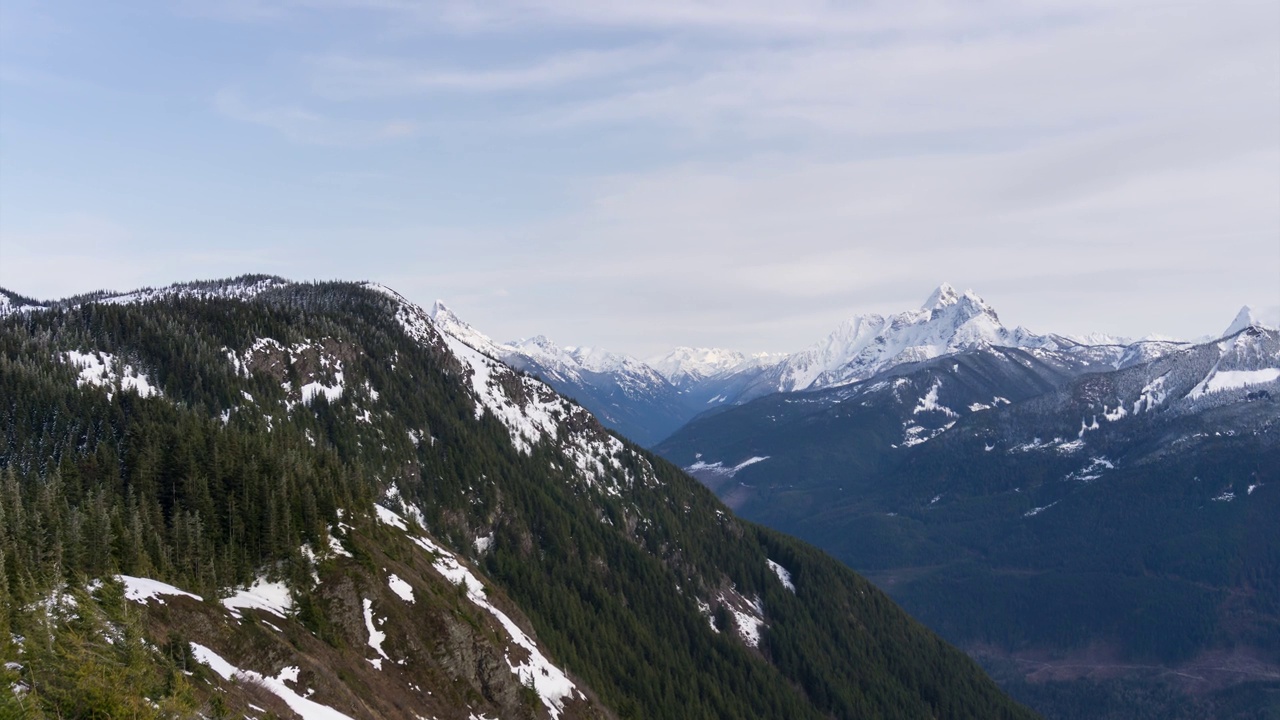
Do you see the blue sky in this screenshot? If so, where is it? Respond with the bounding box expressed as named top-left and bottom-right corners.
top-left (2, 0), bottom-right (1278, 355)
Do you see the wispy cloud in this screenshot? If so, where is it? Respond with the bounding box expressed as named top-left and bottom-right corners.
top-left (4, 0), bottom-right (1275, 354)
top-left (308, 45), bottom-right (674, 99)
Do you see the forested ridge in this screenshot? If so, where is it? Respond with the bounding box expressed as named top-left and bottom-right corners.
top-left (0, 278), bottom-right (1037, 719)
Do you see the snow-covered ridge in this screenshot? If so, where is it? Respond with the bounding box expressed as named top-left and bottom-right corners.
top-left (98, 276), bottom-right (290, 306)
top-left (647, 346), bottom-right (785, 386)
top-left (3, 276), bottom-right (290, 318)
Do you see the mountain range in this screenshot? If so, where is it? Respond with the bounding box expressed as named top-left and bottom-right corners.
top-left (419, 282), bottom-right (1247, 448)
top-left (0, 276), bottom-right (1035, 719)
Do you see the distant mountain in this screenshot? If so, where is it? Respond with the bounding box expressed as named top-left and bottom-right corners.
top-left (655, 320), bottom-right (1280, 719)
top-left (646, 347), bottom-right (783, 387)
top-left (0, 277), bottom-right (1036, 719)
top-left (422, 284), bottom-right (1199, 448)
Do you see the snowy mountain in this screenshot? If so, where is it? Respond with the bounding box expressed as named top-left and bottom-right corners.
top-left (420, 283), bottom-right (1213, 447)
top-left (647, 346), bottom-right (785, 388)
top-left (730, 284), bottom-right (1201, 403)
top-left (655, 319), bottom-right (1280, 717)
top-left (732, 284), bottom-right (1046, 400)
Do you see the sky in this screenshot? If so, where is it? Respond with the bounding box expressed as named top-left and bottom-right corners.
top-left (1, 0), bottom-right (1278, 357)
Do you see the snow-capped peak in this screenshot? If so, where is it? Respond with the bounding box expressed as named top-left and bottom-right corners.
top-left (429, 300), bottom-right (458, 324)
top-left (755, 285), bottom-right (1029, 393)
top-left (1224, 305), bottom-right (1279, 337)
top-left (922, 283), bottom-right (961, 311)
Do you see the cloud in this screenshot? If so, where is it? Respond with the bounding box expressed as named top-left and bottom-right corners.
top-left (9, 0), bottom-right (1274, 356)
top-left (308, 45), bottom-right (674, 99)
top-left (541, 4), bottom-right (1277, 139)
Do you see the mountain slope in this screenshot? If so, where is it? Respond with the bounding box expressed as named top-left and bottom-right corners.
top-left (0, 278), bottom-right (1036, 719)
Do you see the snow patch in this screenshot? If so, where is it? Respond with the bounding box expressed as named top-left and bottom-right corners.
top-left (686, 456), bottom-right (769, 477)
top-left (191, 642), bottom-right (355, 720)
top-left (327, 531), bottom-right (353, 558)
top-left (1055, 439), bottom-right (1085, 454)
top-left (222, 576), bottom-right (294, 618)
top-left (1024, 501), bottom-right (1059, 517)
top-left (388, 574), bottom-right (415, 603)
top-left (1065, 456), bottom-right (1114, 483)
top-left (375, 504), bottom-right (408, 530)
top-left (901, 421), bottom-right (954, 448)
top-left (724, 595), bottom-right (766, 648)
top-left (62, 351), bottom-right (160, 399)
top-left (1133, 375), bottom-right (1169, 413)
top-left (1078, 416), bottom-right (1100, 437)
top-left (300, 372), bottom-right (345, 404)
top-left (1192, 368), bottom-right (1280, 398)
top-left (912, 380), bottom-right (958, 418)
top-left (118, 575), bottom-right (202, 605)
top-left (363, 598), bottom-right (389, 669)
top-left (766, 560), bottom-right (795, 593)
top-left (697, 599), bottom-right (718, 633)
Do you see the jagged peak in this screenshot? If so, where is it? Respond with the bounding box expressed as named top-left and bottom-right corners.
top-left (429, 299), bottom-right (455, 320)
top-left (420, 299), bottom-right (509, 360)
top-left (920, 283), bottom-right (996, 319)
top-left (922, 283), bottom-right (960, 311)
top-left (1223, 305), bottom-right (1279, 337)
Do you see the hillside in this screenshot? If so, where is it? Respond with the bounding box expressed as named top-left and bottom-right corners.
top-left (0, 277), bottom-right (1036, 719)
